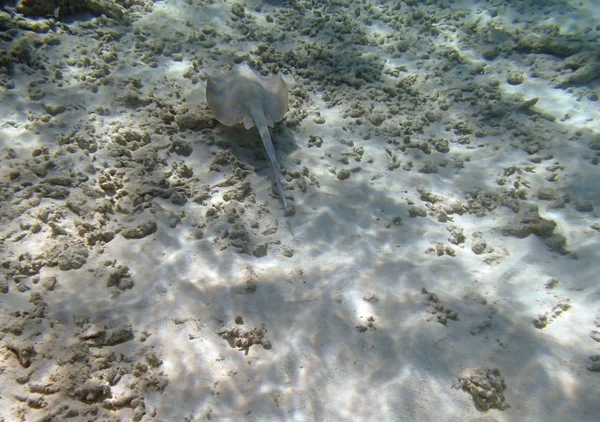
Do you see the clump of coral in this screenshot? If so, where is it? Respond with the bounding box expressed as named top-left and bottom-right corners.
top-left (455, 366), bottom-right (508, 411)
top-left (218, 325), bottom-right (272, 355)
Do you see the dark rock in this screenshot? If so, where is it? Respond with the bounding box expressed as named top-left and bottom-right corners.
top-left (5, 341), bottom-right (37, 368)
top-left (501, 204), bottom-right (556, 238)
top-left (122, 220), bottom-right (157, 239)
top-left (336, 169), bottom-right (351, 180)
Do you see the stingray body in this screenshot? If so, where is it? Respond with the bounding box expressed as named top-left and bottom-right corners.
top-left (206, 62), bottom-right (289, 208)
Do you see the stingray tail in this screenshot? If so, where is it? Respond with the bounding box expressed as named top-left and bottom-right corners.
top-left (251, 109), bottom-right (288, 208)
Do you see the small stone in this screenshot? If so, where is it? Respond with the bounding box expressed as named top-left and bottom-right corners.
top-left (589, 138), bottom-right (600, 150)
top-left (587, 361), bottom-right (600, 372)
top-left (436, 243), bottom-right (445, 256)
top-left (456, 366), bottom-right (507, 410)
top-left (281, 247), bottom-right (294, 258)
top-left (41, 276), bottom-right (57, 291)
top-left (106, 265), bottom-right (134, 291)
top-left (425, 246), bottom-right (436, 255)
top-left (433, 138), bottom-right (450, 153)
top-left (537, 188), bottom-right (556, 200)
top-left (231, 2), bottom-right (245, 18)
top-left (543, 234), bottom-right (568, 255)
top-left (308, 135), bottom-right (323, 148)
top-left (471, 241), bottom-right (487, 255)
top-left (363, 293), bottom-right (379, 303)
top-left (448, 227), bottom-right (466, 245)
top-left (71, 378), bottom-right (110, 403)
top-left (57, 246), bottom-right (89, 271)
top-left (5, 341), bottom-right (36, 368)
top-left (446, 310), bottom-right (458, 320)
top-left (43, 104), bottom-right (66, 116)
top-left (171, 139), bottom-right (193, 156)
top-left (507, 71), bottom-right (524, 85)
top-left (418, 161), bottom-right (438, 174)
top-left (533, 315), bottom-right (547, 329)
top-left (169, 216), bottom-right (180, 228)
top-left (574, 201), bottom-right (593, 212)
top-left (502, 204), bottom-right (557, 238)
top-left (80, 324), bottom-right (105, 340)
top-left (0, 276), bottom-right (8, 293)
top-left (252, 243), bottom-right (268, 258)
top-left (170, 192), bottom-right (187, 205)
top-left (16, 282), bottom-right (31, 292)
top-left (444, 245), bottom-right (456, 256)
top-left (122, 219), bottom-right (157, 239)
top-left (15, 394), bottom-right (46, 409)
top-left (103, 325), bottom-right (134, 346)
top-left (367, 112), bottom-right (385, 126)
top-left (146, 351), bottom-right (162, 368)
top-left (336, 169), bottom-right (351, 180)
top-left (408, 206), bottom-right (427, 217)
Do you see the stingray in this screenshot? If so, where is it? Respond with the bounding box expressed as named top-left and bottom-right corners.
top-left (206, 62), bottom-right (289, 208)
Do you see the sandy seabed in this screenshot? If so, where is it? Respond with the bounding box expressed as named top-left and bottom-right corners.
top-left (0, 0), bottom-right (599, 421)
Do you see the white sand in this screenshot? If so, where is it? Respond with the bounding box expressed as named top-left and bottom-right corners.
top-left (0, 0), bottom-right (599, 421)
